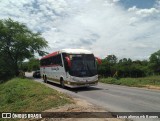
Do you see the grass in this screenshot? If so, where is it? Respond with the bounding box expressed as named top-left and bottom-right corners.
top-left (0, 78), bottom-right (72, 112)
top-left (99, 76), bottom-right (160, 87)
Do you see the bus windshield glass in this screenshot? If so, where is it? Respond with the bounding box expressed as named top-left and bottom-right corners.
top-left (68, 54), bottom-right (97, 77)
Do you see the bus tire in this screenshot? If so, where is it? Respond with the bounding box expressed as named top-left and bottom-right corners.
top-left (44, 76), bottom-right (47, 83)
top-left (43, 75), bottom-right (44, 81)
top-left (60, 78), bottom-right (65, 88)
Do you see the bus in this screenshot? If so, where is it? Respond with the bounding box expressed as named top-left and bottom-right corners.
top-left (40, 49), bottom-right (101, 88)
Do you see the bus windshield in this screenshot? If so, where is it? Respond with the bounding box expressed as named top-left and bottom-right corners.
top-left (68, 54), bottom-right (97, 77)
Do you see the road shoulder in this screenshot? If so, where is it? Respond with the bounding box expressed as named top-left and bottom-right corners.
top-left (41, 98), bottom-right (124, 121)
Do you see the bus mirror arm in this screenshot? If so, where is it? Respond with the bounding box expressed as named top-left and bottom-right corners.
top-left (95, 57), bottom-right (102, 65)
top-left (65, 57), bottom-right (71, 68)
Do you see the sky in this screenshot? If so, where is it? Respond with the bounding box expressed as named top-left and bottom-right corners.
top-left (0, 0), bottom-right (160, 60)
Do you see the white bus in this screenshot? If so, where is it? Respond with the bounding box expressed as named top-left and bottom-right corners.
top-left (40, 49), bottom-right (101, 88)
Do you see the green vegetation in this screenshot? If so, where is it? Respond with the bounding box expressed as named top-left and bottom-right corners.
top-left (0, 18), bottom-right (48, 82)
top-left (98, 49), bottom-right (160, 78)
top-left (21, 58), bottom-right (40, 72)
top-left (99, 76), bottom-right (160, 87)
top-left (0, 78), bottom-right (72, 112)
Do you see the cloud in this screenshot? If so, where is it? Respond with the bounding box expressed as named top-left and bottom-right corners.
top-left (128, 6), bottom-right (159, 17)
top-left (0, 0), bottom-right (160, 60)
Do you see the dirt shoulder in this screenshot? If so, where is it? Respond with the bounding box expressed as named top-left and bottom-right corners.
top-left (144, 85), bottom-right (160, 90)
top-left (36, 98), bottom-right (124, 121)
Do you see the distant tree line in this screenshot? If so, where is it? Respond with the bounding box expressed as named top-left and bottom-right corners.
top-left (19, 50), bottom-right (160, 79)
top-left (98, 50), bottom-right (160, 78)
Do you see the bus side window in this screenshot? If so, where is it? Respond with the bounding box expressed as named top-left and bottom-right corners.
top-left (52, 56), bottom-right (55, 65)
top-left (55, 55), bottom-right (58, 65)
top-left (43, 59), bottom-right (46, 66)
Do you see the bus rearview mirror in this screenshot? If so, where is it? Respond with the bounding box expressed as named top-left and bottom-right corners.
top-left (65, 57), bottom-right (71, 68)
top-left (95, 57), bottom-right (102, 65)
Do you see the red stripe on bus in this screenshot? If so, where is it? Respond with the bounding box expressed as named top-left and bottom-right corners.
top-left (40, 51), bottom-right (59, 60)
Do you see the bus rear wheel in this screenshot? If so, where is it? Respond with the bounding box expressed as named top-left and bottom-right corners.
top-left (44, 76), bottom-right (47, 83)
top-left (60, 78), bottom-right (65, 88)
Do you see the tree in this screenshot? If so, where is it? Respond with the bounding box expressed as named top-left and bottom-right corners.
top-left (0, 18), bottom-right (48, 77)
top-left (105, 55), bottom-right (118, 76)
top-left (97, 59), bottom-right (107, 77)
top-left (116, 58), bottom-right (132, 77)
top-left (105, 55), bottom-right (117, 64)
top-left (21, 58), bottom-right (40, 72)
top-left (149, 50), bottom-right (160, 75)
top-left (0, 55), bottom-right (13, 82)
top-left (130, 62), bottom-right (146, 77)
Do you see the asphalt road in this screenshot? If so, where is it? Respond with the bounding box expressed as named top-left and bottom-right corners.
top-left (26, 73), bottom-right (160, 116)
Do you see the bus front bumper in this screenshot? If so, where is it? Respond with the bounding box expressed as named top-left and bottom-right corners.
top-left (65, 80), bottom-right (98, 88)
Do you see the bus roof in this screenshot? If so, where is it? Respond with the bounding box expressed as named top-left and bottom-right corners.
top-left (61, 49), bottom-right (92, 54)
top-left (40, 49), bottom-right (92, 60)
top-left (40, 51), bottom-right (59, 60)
